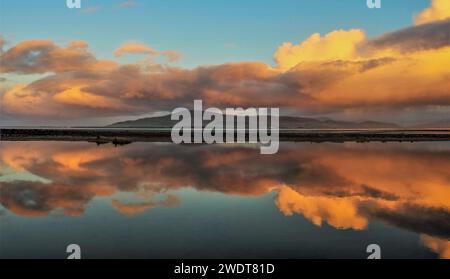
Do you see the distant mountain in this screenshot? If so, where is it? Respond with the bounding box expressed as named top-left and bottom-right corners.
top-left (110, 114), bottom-right (175, 128)
top-left (109, 112), bottom-right (400, 129)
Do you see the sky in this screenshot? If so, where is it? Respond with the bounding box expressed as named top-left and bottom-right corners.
top-left (0, 0), bottom-right (449, 126)
top-left (0, 0), bottom-right (433, 67)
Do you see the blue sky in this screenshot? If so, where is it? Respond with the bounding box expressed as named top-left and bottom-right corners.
top-left (0, 0), bottom-right (431, 68)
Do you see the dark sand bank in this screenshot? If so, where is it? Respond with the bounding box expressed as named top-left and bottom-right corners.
top-left (1, 128), bottom-right (449, 144)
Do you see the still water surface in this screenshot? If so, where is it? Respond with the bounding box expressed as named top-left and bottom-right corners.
top-left (0, 141), bottom-right (449, 258)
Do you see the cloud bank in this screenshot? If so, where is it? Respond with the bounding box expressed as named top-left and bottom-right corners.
top-left (0, 0), bottom-right (449, 123)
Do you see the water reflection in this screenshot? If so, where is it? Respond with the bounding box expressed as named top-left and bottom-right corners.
top-left (0, 141), bottom-right (449, 258)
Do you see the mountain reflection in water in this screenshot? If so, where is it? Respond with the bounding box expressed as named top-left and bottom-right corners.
top-left (0, 141), bottom-right (449, 259)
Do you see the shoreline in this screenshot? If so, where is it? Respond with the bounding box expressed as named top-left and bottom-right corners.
top-left (1, 128), bottom-right (449, 144)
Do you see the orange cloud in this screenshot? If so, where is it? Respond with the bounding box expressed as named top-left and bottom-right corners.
top-left (314, 46), bottom-right (450, 110)
top-left (111, 200), bottom-right (156, 215)
top-left (114, 42), bottom-right (159, 57)
top-left (3, 84), bottom-right (52, 116)
top-left (53, 87), bottom-right (123, 109)
top-left (275, 186), bottom-right (368, 230)
top-left (0, 40), bottom-right (117, 74)
top-left (415, 0), bottom-right (450, 25)
top-left (114, 42), bottom-right (181, 62)
top-left (421, 235), bottom-right (450, 259)
top-left (0, 0), bottom-right (448, 124)
top-left (111, 194), bottom-right (179, 216)
top-left (274, 29), bottom-right (366, 71)
top-left (51, 145), bottom-right (119, 172)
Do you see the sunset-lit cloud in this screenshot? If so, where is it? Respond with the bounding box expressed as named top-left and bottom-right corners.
top-left (111, 200), bottom-right (156, 215)
top-left (114, 42), bottom-right (181, 62)
top-left (414, 0), bottom-right (450, 25)
top-left (53, 87), bottom-right (123, 109)
top-left (274, 29), bottom-right (366, 71)
top-left (421, 235), bottom-right (450, 259)
top-left (114, 42), bottom-right (160, 57)
top-left (0, 0), bottom-right (448, 125)
top-left (362, 19), bottom-right (450, 54)
top-left (0, 40), bottom-right (117, 74)
top-left (275, 186), bottom-right (368, 230)
top-left (111, 194), bottom-right (179, 216)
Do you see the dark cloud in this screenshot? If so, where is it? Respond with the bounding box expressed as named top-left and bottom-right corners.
top-left (360, 202), bottom-right (450, 239)
top-left (0, 180), bottom-right (92, 216)
top-left (359, 185), bottom-right (399, 201)
top-left (361, 19), bottom-right (450, 53)
top-left (0, 40), bottom-right (116, 74)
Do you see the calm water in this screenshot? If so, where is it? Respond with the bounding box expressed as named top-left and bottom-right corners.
top-left (0, 141), bottom-right (449, 259)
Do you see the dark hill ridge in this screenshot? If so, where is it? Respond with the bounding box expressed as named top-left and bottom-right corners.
top-left (108, 112), bottom-right (400, 129)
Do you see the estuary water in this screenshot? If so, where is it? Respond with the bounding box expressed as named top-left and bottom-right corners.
top-left (0, 141), bottom-right (449, 258)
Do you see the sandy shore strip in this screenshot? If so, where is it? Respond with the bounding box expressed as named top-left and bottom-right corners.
top-left (1, 128), bottom-right (449, 144)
